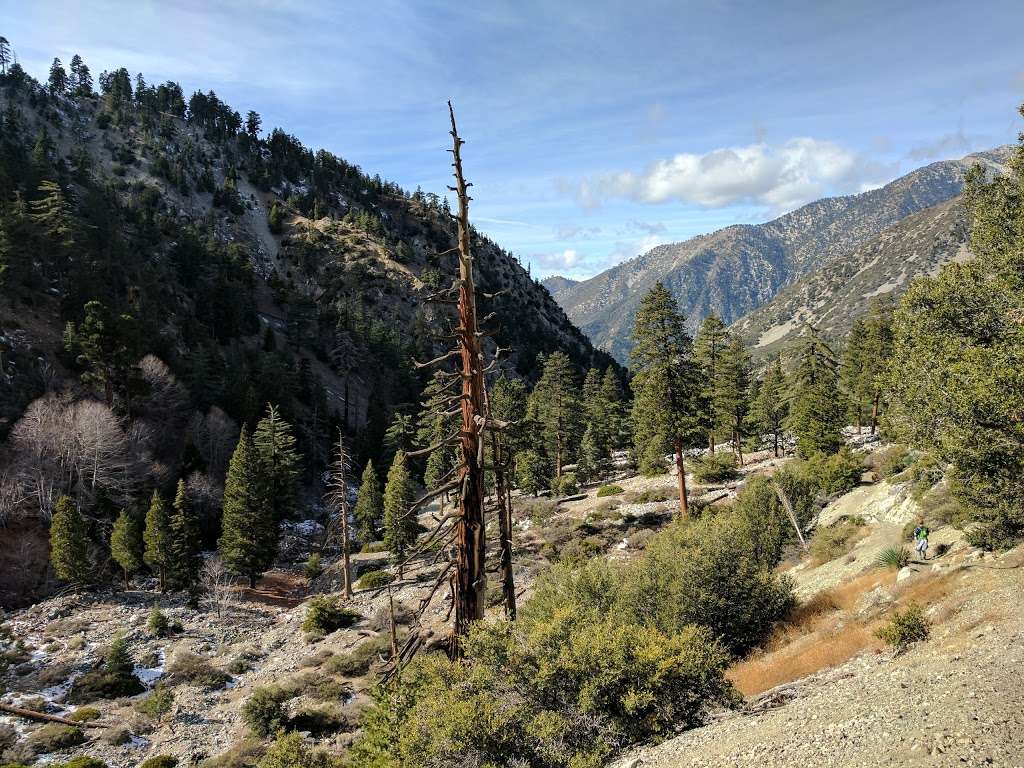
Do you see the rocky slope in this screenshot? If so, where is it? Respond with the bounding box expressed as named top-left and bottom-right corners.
top-left (732, 196), bottom-right (971, 356)
top-left (540, 275), bottom-right (579, 297)
top-left (552, 149), bottom-right (1009, 362)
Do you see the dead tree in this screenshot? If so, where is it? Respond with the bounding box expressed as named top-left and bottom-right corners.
top-left (325, 430), bottom-right (354, 599)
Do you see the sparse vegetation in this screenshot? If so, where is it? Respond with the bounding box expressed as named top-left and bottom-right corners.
top-left (874, 546), bottom-right (911, 570)
top-left (135, 683), bottom-right (175, 719)
top-left (356, 569), bottom-right (393, 589)
top-left (242, 686), bottom-right (288, 737)
top-left (302, 596), bottom-right (361, 636)
top-left (691, 452), bottom-right (739, 483)
top-left (166, 651), bottom-right (230, 689)
top-left (809, 518), bottom-right (867, 565)
top-left (595, 484), bottom-right (624, 497)
top-left (875, 603), bottom-right (930, 653)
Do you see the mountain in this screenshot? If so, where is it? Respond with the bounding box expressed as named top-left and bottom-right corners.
top-left (551, 148), bottom-right (1011, 362)
top-left (541, 275), bottom-right (579, 296)
top-left (731, 195), bottom-right (970, 355)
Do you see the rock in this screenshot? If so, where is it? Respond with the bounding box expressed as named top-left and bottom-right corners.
top-left (896, 566), bottom-right (917, 584)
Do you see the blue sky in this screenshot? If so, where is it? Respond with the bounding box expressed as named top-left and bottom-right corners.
top-left (3, 0), bottom-right (1024, 279)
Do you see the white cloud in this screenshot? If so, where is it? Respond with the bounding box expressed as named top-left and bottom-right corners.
top-left (575, 138), bottom-right (889, 212)
top-left (532, 249), bottom-right (581, 270)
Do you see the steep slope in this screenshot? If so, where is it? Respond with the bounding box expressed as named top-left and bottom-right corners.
top-left (732, 196), bottom-right (971, 355)
top-left (540, 275), bottom-right (579, 297)
top-left (553, 148), bottom-right (1009, 362)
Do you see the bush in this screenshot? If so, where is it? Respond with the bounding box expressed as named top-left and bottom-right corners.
top-left (595, 484), bottom-right (624, 498)
top-left (258, 732), bottom-right (341, 768)
top-left (551, 473), bottom-right (579, 496)
top-left (67, 706), bottom-right (101, 723)
top-left (26, 724), bottom-right (84, 754)
top-left (68, 635), bottom-right (144, 703)
top-left (147, 605), bottom-right (170, 637)
top-left (135, 683), bottom-right (174, 719)
top-left (56, 758), bottom-right (107, 768)
top-left (691, 452), bottom-right (738, 484)
top-left (874, 546), bottom-right (911, 570)
top-left (805, 448), bottom-right (864, 496)
top-left (166, 651), bottom-right (229, 689)
top-left (287, 703), bottom-right (353, 736)
top-left (876, 445), bottom-right (913, 479)
top-left (356, 569), bottom-right (393, 590)
top-left (325, 636), bottom-right (392, 677)
top-left (302, 596), bottom-right (361, 636)
top-left (242, 686), bottom-right (288, 737)
top-left (809, 519), bottom-right (866, 565)
top-left (303, 553), bottom-right (323, 582)
top-left (875, 603), bottom-right (930, 653)
top-left (360, 541), bottom-right (387, 554)
top-left (140, 757), bottom-right (178, 768)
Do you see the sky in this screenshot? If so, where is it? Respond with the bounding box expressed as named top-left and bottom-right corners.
top-left (3, 0), bottom-right (1024, 279)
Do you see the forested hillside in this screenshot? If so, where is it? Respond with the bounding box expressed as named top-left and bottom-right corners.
top-left (0, 49), bottom-right (614, 605)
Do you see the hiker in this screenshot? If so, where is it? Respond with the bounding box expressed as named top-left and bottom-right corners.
top-left (914, 523), bottom-right (930, 560)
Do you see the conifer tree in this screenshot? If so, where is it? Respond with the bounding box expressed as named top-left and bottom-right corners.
top-left (382, 451), bottom-right (417, 576)
top-left (490, 375), bottom-right (530, 462)
top-left (694, 313), bottom-right (728, 452)
top-left (110, 509), bottom-right (143, 590)
top-left (354, 460), bottom-right (383, 543)
top-left (575, 424), bottom-right (603, 483)
top-left (840, 317), bottom-right (872, 432)
top-left (220, 426), bottom-right (276, 587)
top-left (253, 403), bottom-right (301, 523)
top-left (600, 368), bottom-right (628, 451)
top-left (50, 495), bottom-right (90, 587)
top-left (531, 351), bottom-right (582, 482)
top-left (514, 449), bottom-right (549, 497)
top-left (581, 367), bottom-right (611, 460)
top-left (862, 298), bottom-right (894, 434)
top-left (47, 57), bottom-right (67, 95)
top-left (143, 490), bottom-right (173, 592)
top-left (715, 335), bottom-right (752, 465)
top-left (750, 355), bottom-right (788, 457)
top-left (631, 282), bottom-right (705, 519)
top-left (417, 371), bottom-right (458, 491)
top-left (786, 326), bottom-right (845, 458)
top-left (169, 479), bottom-right (202, 597)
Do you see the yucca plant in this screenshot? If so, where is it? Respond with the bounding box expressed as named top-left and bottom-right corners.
top-left (874, 545), bottom-right (911, 570)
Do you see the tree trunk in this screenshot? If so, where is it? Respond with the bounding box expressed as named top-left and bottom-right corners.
top-left (0, 702), bottom-right (101, 728)
top-left (492, 430), bottom-right (516, 621)
top-left (159, 566), bottom-right (166, 593)
top-left (248, 574), bottom-right (256, 589)
top-left (448, 103), bottom-right (488, 659)
top-left (735, 429), bottom-right (744, 467)
top-left (123, 567), bottom-right (129, 591)
top-left (773, 430), bottom-right (779, 458)
top-left (708, 432), bottom-right (715, 454)
top-left (870, 391), bottom-right (880, 435)
top-left (674, 439), bottom-right (689, 521)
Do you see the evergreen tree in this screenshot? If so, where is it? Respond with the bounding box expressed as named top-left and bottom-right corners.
top-left (600, 368), bottom-right (628, 451)
top-left (715, 335), bottom-right (752, 465)
top-left (750, 355), bottom-right (788, 457)
top-left (382, 412), bottom-right (415, 471)
top-left (382, 451), bottom-right (417, 575)
top-left (531, 351), bottom-right (582, 482)
top-left (68, 54), bottom-right (93, 97)
top-left (50, 495), bottom-right (90, 587)
top-left (219, 426), bottom-right (276, 587)
top-left (840, 316), bottom-right (872, 432)
top-left (630, 282), bottom-right (705, 519)
top-left (786, 326), bottom-right (845, 458)
top-left (0, 37), bottom-right (11, 76)
top-left (169, 479), bottom-right (202, 597)
top-left (417, 371), bottom-right (458, 491)
top-left (862, 298), bottom-right (894, 434)
top-left (110, 509), bottom-right (143, 590)
top-left (514, 449), bottom-right (549, 497)
top-left (694, 313), bottom-right (728, 451)
top-left (253, 403), bottom-right (302, 523)
top-left (245, 110), bottom-right (261, 140)
top-left (326, 431), bottom-right (354, 598)
top-left (354, 460), bottom-right (383, 543)
top-left (143, 490), bottom-right (173, 592)
top-left (575, 424), bottom-right (603, 483)
top-left (47, 57), bottom-right (67, 95)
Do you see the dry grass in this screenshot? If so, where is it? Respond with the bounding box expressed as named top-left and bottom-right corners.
top-left (828, 570), bottom-right (890, 611)
top-left (728, 622), bottom-right (882, 697)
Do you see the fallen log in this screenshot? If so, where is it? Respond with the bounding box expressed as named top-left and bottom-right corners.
top-left (0, 702), bottom-right (102, 728)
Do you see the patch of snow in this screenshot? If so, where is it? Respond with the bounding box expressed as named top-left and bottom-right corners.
top-left (134, 648), bottom-right (166, 688)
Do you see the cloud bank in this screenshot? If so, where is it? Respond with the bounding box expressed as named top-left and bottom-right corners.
top-left (576, 138), bottom-right (891, 211)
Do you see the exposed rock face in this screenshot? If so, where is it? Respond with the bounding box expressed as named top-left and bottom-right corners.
top-left (551, 148), bottom-right (1010, 362)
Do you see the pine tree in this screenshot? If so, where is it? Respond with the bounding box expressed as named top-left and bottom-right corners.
top-left (840, 317), bottom-right (871, 432)
top-left (382, 451), bottom-right (417, 575)
top-left (253, 403), bottom-right (302, 523)
top-left (631, 282), bottom-right (705, 519)
top-left (169, 479), bottom-right (202, 597)
top-left (110, 509), bottom-right (143, 590)
top-left (382, 412), bottom-right (415, 472)
top-left (50, 495), bottom-right (90, 587)
top-left (417, 371), bottom-right (458, 491)
top-left (786, 326), bottom-right (845, 458)
top-left (531, 351), bottom-right (582, 482)
top-left (354, 460), bottom-right (383, 543)
top-left (575, 424), bottom-right (603, 483)
top-left (694, 313), bottom-right (728, 452)
top-left (0, 37), bottom-right (11, 76)
top-left (862, 298), bottom-right (894, 434)
top-left (715, 335), bottom-right (751, 465)
top-left (514, 449), bottom-right (549, 497)
top-left (143, 490), bottom-right (173, 592)
top-left (47, 57), bottom-right (67, 95)
top-left (750, 355), bottom-right (788, 457)
top-left (600, 368), bottom-right (628, 451)
top-left (219, 426), bottom-right (276, 587)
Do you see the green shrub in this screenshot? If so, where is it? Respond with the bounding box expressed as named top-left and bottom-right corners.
top-left (875, 603), bottom-right (930, 653)
top-left (135, 683), bottom-right (174, 719)
top-left (360, 541), bottom-right (387, 554)
top-left (257, 732), bottom-right (341, 768)
top-left (874, 546), bottom-right (911, 570)
top-left (809, 519), bottom-right (866, 564)
top-left (67, 706), bottom-right (101, 723)
top-left (55, 758), bottom-right (108, 768)
top-left (68, 634), bottom-right (144, 703)
top-left (227, 656), bottom-right (252, 675)
top-left (356, 569), bottom-right (394, 590)
top-left (595, 484), bottom-right (624, 498)
top-left (287, 703), bottom-right (352, 736)
top-left (166, 651), bottom-right (230, 689)
top-left (877, 445), bottom-right (913, 479)
top-left (691, 452), bottom-right (738, 484)
top-left (242, 686), bottom-right (288, 737)
top-left (26, 724), bottom-right (84, 754)
top-left (147, 605), bottom-right (170, 637)
top-left (302, 596), bottom-right (361, 636)
top-left (140, 757), bottom-right (179, 768)
top-left (303, 553), bottom-right (323, 582)
top-left (805, 448), bottom-right (864, 496)
top-left (622, 486), bottom-right (674, 504)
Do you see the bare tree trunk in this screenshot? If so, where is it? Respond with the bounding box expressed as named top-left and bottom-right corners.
top-left (0, 703), bottom-right (101, 728)
top-left (870, 391), bottom-right (880, 435)
top-left (448, 102), bottom-right (487, 658)
top-left (674, 439), bottom-right (689, 521)
top-left (491, 430), bottom-right (516, 620)
top-left (388, 582), bottom-right (398, 659)
top-left (735, 428), bottom-right (744, 467)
